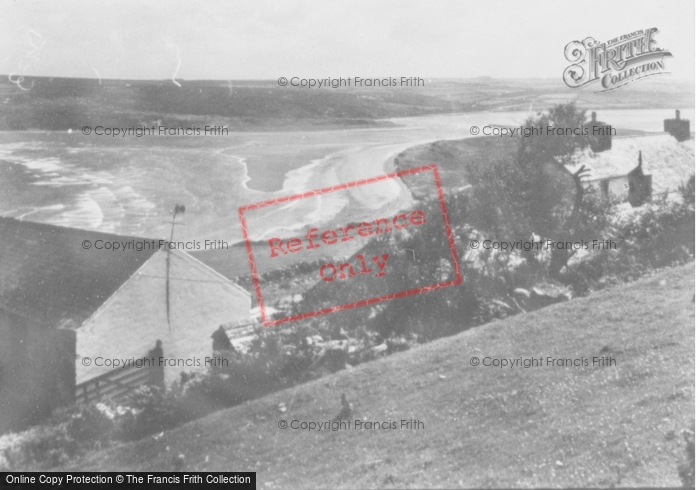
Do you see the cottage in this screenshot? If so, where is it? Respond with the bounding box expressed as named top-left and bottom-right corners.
top-left (0, 218), bottom-right (252, 423)
top-left (567, 134), bottom-right (695, 205)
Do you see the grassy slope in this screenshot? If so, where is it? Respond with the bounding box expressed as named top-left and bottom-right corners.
top-left (66, 263), bottom-right (694, 488)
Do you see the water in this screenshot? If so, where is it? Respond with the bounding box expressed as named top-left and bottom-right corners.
top-left (0, 109), bottom-right (693, 242)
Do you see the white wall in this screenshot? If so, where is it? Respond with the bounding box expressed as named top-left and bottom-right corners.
top-left (588, 176), bottom-right (629, 200)
top-left (75, 250), bottom-right (251, 385)
top-left (607, 176), bottom-right (629, 199)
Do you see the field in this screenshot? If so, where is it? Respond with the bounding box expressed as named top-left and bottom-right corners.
top-left (62, 263), bottom-right (695, 488)
top-left (0, 76), bottom-right (693, 132)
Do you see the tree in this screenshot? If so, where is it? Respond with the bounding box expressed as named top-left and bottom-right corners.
top-left (516, 102), bottom-right (590, 167)
top-left (470, 102), bottom-right (613, 277)
top-left (370, 196), bottom-right (479, 340)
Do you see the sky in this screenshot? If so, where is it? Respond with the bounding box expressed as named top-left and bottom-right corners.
top-left (0, 0), bottom-right (695, 81)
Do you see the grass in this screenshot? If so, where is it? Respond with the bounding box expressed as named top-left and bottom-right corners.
top-left (62, 263), bottom-right (694, 488)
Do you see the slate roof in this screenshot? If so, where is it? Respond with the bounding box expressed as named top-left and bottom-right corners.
top-left (0, 217), bottom-right (159, 328)
top-left (566, 134), bottom-right (695, 195)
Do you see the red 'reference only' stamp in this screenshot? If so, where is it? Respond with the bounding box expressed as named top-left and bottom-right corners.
top-left (238, 164), bottom-right (462, 327)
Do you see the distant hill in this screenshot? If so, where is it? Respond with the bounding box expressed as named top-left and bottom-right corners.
top-left (62, 263), bottom-right (694, 488)
top-left (0, 76), bottom-right (693, 131)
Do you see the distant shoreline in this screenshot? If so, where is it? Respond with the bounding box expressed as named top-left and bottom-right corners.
top-left (0, 108), bottom-right (694, 254)
top-left (0, 76), bottom-right (693, 132)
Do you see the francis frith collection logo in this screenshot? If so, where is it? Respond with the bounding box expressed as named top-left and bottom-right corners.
top-left (563, 28), bottom-right (672, 92)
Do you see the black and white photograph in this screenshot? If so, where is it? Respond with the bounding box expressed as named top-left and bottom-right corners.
top-left (0, 1), bottom-right (695, 488)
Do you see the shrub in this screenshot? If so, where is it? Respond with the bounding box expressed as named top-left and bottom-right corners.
top-left (597, 196), bottom-right (695, 283)
top-left (0, 401), bottom-right (120, 470)
top-left (1, 424), bottom-right (76, 470)
top-left (64, 403), bottom-right (115, 445)
top-left (115, 385), bottom-right (185, 441)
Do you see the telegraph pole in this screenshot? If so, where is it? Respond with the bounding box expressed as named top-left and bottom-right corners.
top-left (165, 204), bottom-right (186, 331)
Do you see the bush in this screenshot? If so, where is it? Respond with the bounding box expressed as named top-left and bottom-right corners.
top-left (587, 196), bottom-right (695, 285)
top-left (65, 403), bottom-right (115, 445)
top-left (616, 199), bottom-right (694, 267)
top-left (11, 425), bottom-right (77, 469)
top-left (180, 358), bottom-right (282, 409)
top-left (0, 401), bottom-right (119, 470)
top-left (115, 385), bottom-right (187, 441)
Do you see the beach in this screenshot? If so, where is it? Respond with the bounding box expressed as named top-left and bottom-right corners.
top-left (0, 109), bottom-right (693, 245)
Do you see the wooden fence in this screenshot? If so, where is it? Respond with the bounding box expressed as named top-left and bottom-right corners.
top-left (75, 362), bottom-right (162, 404)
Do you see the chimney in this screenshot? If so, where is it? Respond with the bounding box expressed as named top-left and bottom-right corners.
top-left (588, 111), bottom-right (611, 152)
top-left (664, 110), bottom-right (690, 141)
top-left (638, 150), bottom-right (642, 168)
